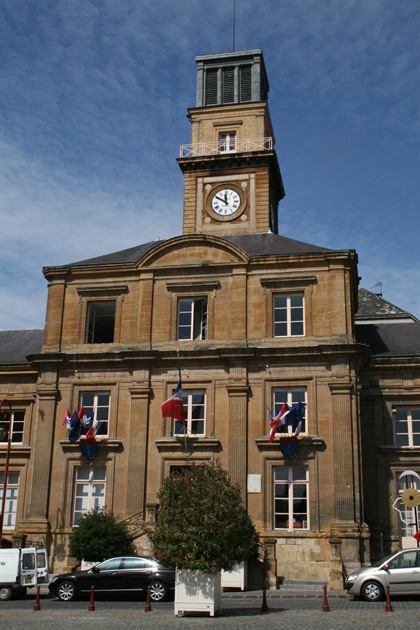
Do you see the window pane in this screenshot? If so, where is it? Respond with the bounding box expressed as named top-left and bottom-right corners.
top-left (274, 323), bottom-right (287, 336)
top-left (274, 484), bottom-right (288, 498)
top-left (274, 295), bottom-right (287, 308)
top-left (290, 295), bottom-right (303, 307)
top-left (274, 515), bottom-right (288, 528)
top-left (292, 467), bottom-right (307, 481)
top-left (274, 467), bottom-right (288, 481)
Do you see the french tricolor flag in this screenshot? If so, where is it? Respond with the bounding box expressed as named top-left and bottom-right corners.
top-left (162, 379), bottom-right (185, 422)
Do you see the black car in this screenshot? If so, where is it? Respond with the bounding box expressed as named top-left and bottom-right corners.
top-left (48, 556), bottom-right (175, 602)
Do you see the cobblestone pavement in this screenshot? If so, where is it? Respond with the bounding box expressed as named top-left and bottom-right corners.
top-left (1, 590), bottom-right (419, 630)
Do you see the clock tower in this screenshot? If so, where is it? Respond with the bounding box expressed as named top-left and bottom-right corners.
top-left (178, 49), bottom-right (285, 236)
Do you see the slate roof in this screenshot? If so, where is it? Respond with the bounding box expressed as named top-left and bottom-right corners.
top-left (0, 329), bottom-right (44, 365)
top-left (51, 233), bottom-right (333, 269)
top-left (356, 288), bottom-right (411, 320)
top-left (355, 322), bottom-right (420, 356)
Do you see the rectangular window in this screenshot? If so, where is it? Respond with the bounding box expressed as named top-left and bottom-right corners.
top-left (178, 298), bottom-right (208, 340)
top-left (173, 390), bottom-right (206, 437)
top-left (219, 132), bottom-right (236, 153)
top-left (397, 472), bottom-right (420, 539)
top-left (0, 472), bottom-right (19, 528)
top-left (73, 466), bottom-right (106, 525)
top-left (273, 388), bottom-right (307, 434)
top-left (273, 293), bottom-right (304, 337)
top-left (273, 466), bottom-right (309, 530)
top-left (86, 301), bottom-right (116, 343)
top-left (0, 411), bottom-right (25, 444)
top-left (80, 392), bottom-right (110, 436)
top-left (394, 408), bottom-right (420, 447)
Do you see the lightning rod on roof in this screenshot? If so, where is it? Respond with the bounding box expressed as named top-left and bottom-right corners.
top-left (370, 282), bottom-right (383, 296)
top-left (232, 0), bottom-right (236, 51)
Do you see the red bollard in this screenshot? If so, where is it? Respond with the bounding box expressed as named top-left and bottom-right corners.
top-left (88, 585), bottom-right (95, 611)
top-left (261, 587), bottom-right (268, 613)
top-left (385, 584), bottom-right (393, 612)
top-left (144, 585), bottom-right (152, 612)
top-left (33, 585), bottom-right (41, 611)
top-left (322, 584), bottom-right (330, 612)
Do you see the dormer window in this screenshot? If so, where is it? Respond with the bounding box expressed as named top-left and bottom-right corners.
top-left (86, 301), bottom-right (116, 343)
top-left (178, 298), bottom-right (208, 340)
top-left (219, 132), bottom-right (236, 153)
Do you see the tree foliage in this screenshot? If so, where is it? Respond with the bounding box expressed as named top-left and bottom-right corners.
top-left (69, 508), bottom-right (135, 562)
top-left (149, 462), bottom-right (259, 574)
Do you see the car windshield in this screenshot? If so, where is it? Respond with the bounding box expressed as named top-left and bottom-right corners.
top-left (372, 552), bottom-right (397, 568)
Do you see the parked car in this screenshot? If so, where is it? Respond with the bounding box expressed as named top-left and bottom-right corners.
top-left (48, 556), bottom-right (175, 602)
top-left (345, 548), bottom-right (420, 601)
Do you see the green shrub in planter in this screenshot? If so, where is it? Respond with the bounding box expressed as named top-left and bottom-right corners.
top-left (69, 508), bottom-right (135, 562)
top-left (149, 462), bottom-right (259, 574)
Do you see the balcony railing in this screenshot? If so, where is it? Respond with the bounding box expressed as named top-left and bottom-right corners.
top-left (179, 137), bottom-right (273, 158)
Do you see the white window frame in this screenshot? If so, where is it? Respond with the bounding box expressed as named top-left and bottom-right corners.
top-left (80, 392), bottom-right (111, 437)
top-left (273, 293), bottom-right (305, 337)
top-left (73, 466), bottom-right (106, 525)
top-left (394, 407), bottom-right (420, 447)
top-left (177, 298), bottom-right (208, 341)
top-left (173, 390), bottom-right (206, 437)
top-left (273, 466), bottom-right (309, 531)
top-left (0, 411), bottom-right (25, 444)
top-left (0, 471), bottom-right (19, 528)
top-left (273, 388), bottom-right (307, 435)
top-left (219, 131), bottom-right (236, 153)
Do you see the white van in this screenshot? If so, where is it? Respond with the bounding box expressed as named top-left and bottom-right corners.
top-left (0, 547), bottom-right (48, 600)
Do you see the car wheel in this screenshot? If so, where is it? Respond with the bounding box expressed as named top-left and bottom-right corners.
top-left (0, 586), bottom-right (13, 601)
top-left (361, 580), bottom-right (385, 602)
top-left (148, 580), bottom-right (168, 602)
top-left (57, 580), bottom-right (77, 602)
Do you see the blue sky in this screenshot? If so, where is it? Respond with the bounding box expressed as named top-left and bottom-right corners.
top-left (1, 0), bottom-right (419, 329)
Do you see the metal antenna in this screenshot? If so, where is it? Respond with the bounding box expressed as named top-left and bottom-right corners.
top-left (232, 0), bottom-right (236, 51)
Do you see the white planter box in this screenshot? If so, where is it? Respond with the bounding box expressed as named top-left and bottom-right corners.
top-left (221, 561), bottom-right (247, 590)
top-left (174, 569), bottom-right (221, 617)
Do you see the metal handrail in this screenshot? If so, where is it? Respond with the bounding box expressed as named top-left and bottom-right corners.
top-left (179, 137), bottom-right (273, 158)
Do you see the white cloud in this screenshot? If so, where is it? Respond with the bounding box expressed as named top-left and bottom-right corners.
top-left (1, 0), bottom-right (419, 328)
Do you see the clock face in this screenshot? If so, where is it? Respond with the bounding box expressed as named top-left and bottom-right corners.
top-left (211, 188), bottom-right (241, 216)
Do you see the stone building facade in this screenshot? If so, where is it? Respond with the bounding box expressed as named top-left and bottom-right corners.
top-left (1, 50), bottom-right (419, 587)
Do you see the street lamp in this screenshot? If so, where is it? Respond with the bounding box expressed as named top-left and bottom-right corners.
top-left (0, 399), bottom-right (13, 546)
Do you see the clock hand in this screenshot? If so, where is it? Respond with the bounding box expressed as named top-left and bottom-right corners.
top-left (215, 194), bottom-right (228, 204)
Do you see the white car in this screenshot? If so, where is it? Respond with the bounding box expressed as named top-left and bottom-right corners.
top-left (345, 548), bottom-right (420, 601)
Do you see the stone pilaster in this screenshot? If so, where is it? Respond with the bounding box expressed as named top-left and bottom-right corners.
top-left (126, 386), bottom-right (151, 516)
top-left (226, 383), bottom-right (249, 499)
top-left (26, 388), bottom-right (57, 521)
top-left (329, 383), bottom-right (358, 523)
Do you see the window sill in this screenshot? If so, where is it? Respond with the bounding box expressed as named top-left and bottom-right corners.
top-left (155, 437), bottom-right (221, 451)
top-left (379, 445), bottom-right (420, 453)
top-left (256, 436), bottom-right (325, 449)
top-left (59, 439), bottom-right (123, 450)
top-left (0, 445), bottom-right (31, 455)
